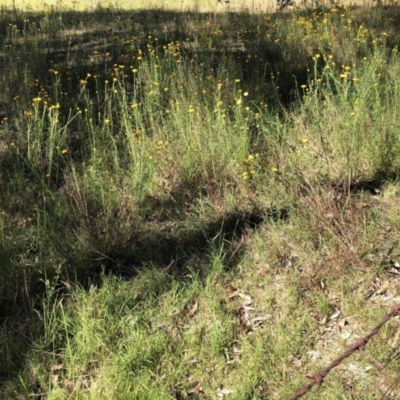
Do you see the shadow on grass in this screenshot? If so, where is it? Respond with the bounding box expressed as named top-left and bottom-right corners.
top-left (0, 201), bottom-right (289, 394)
top-left (93, 205), bottom-right (289, 280)
top-left (344, 171), bottom-right (400, 195)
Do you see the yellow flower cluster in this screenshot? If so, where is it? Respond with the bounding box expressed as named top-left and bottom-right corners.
top-left (240, 153), bottom-right (266, 180)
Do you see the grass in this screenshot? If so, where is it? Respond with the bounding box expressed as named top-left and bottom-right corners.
top-left (1, 1), bottom-right (400, 399)
top-left (0, 0), bottom-right (389, 12)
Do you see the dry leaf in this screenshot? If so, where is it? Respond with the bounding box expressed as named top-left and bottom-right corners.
top-left (228, 290), bottom-right (243, 299)
top-left (241, 294), bottom-right (252, 306)
top-left (227, 285), bottom-right (238, 293)
top-left (238, 307), bottom-right (251, 327)
top-left (187, 301), bottom-right (198, 317)
top-left (50, 364), bottom-right (64, 373)
top-left (29, 370), bottom-right (37, 384)
top-left (188, 382), bottom-right (204, 394)
top-left (257, 267), bottom-right (266, 276)
top-left (340, 330), bottom-right (352, 340)
top-left (252, 315), bottom-right (272, 326)
top-left (81, 377), bottom-right (91, 389)
top-left (333, 323), bottom-right (341, 332)
top-left (63, 379), bottom-right (74, 394)
top-left (338, 319), bottom-right (347, 328)
top-left (388, 268), bottom-right (400, 275)
top-left (52, 374), bottom-right (59, 386)
top-left (224, 348), bottom-right (231, 363)
top-left (329, 311), bottom-right (341, 320)
top-left (225, 346), bottom-right (241, 364)
top-left (217, 387), bottom-right (234, 397)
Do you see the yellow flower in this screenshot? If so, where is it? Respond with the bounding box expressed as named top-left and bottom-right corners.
top-left (236, 98), bottom-right (242, 106)
top-left (61, 149), bottom-right (68, 154)
top-left (104, 119), bottom-right (111, 124)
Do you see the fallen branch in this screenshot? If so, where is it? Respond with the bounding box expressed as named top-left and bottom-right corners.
top-left (290, 303), bottom-right (400, 400)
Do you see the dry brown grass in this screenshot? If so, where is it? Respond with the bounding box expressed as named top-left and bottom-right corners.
top-left (0, 0), bottom-right (389, 12)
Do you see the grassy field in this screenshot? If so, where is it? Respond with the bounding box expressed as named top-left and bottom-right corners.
top-left (2, 0), bottom-right (271, 12)
top-left (0, 0), bottom-right (390, 12)
top-left (1, 1), bottom-right (400, 399)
